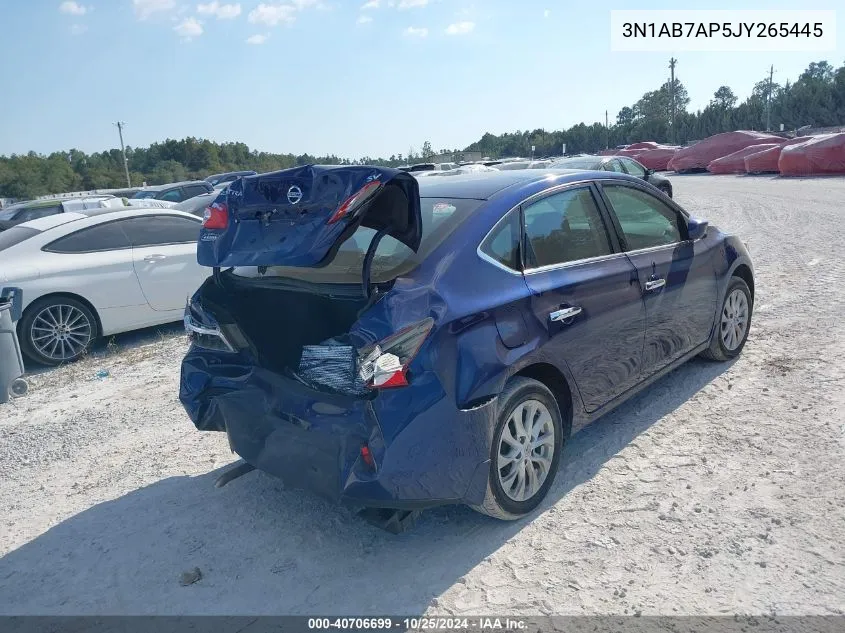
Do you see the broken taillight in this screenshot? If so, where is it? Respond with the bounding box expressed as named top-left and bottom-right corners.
top-left (327, 180), bottom-right (382, 225)
top-left (358, 318), bottom-right (434, 389)
top-left (203, 201), bottom-right (229, 230)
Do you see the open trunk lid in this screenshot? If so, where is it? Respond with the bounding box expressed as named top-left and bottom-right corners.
top-left (197, 165), bottom-right (422, 268)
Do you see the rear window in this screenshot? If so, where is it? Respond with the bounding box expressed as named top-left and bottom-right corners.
top-left (133, 191), bottom-right (157, 199)
top-left (240, 197), bottom-right (483, 284)
top-left (0, 226), bottom-right (40, 252)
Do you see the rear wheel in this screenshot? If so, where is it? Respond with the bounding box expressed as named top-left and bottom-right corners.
top-left (471, 377), bottom-right (563, 520)
top-left (700, 277), bottom-right (752, 362)
top-left (19, 297), bottom-right (99, 366)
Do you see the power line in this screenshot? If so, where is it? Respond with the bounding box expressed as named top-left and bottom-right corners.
top-left (114, 121), bottom-right (131, 188)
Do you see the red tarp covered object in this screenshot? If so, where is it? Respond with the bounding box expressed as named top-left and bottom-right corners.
top-left (743, 136), bottom-right (815, 174)
top-left (707, 144), bottom-right (781, 174)
top-left (625, 141), bottom-right (660, 151)
top-left (778, 133), bottom-right (845, 176)
top-left (669, 131), bottom-right (784, 172)
top-left (635, 147), bottom-right (679, 171)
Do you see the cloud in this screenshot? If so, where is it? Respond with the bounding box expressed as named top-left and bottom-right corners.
top-left (174, 16), bottom-right (203, 39)
top-left (356, 14), bottom-right (372, 24)
top-left (403, 26), bottom-right (427, 37)
top-left (397, 0), bottom-right (428, 8)
top-left (544, 9), bottom-right (550, 18)
top-left (248, 3), bottom-right (297, 26)
top-left (59, 1), bottom-right (87, 15)
top-left (290, 0), bottom-right (320, 8)
top-left (361, 0), bottom-right (379, 8)
top-left (445, 20), bottom-right (474, 35)
top-left (246, 33), bottom-right (269, 44)
top-left (133, 0), bottom-right (176, 19)
top-left (70, 23), bottom-right (88, 34)
top-left (197, 1), bottom-right (242, 19)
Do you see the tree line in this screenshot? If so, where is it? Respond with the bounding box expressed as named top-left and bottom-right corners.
top-left (1, 59), bottom-right (843, 200)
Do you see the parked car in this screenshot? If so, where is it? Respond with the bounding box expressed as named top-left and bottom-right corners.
top-left (495, 160), bottom-right (553, 170)
top-left (0, 208), bottom-right (209, 365)
top-left (179, 166), bottom-right (754, 523)
top-left (173, 191), bottom-right (218, 217)
top-left (204, 170), bottom-right (257, 187)
top-left (0, 196), bottom-right (115, 232)
top-left (132, 180), bottom-right (213, 203)
top-left (549, 155), bottom-right (673, 197)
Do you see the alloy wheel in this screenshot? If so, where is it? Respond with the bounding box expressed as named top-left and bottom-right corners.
top-left (497, 399), bottom-right (556, 502)
top-left (30, 304), bottom-right (93, 362)
top-left (720, 288), bottom-right (749, 351)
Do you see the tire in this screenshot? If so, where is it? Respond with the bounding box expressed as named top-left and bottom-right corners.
top-left (470, 377), bottom-right (564, 520)
top-left (700, 277), bottom-right (753, 362)
top-left (18, 296), bottom-right (99, 366)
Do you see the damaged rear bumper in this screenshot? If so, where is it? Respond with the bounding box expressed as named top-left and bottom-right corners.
top-left (180, 351), bottom-right (495, 510)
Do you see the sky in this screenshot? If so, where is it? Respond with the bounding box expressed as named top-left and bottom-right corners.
top-left (0, 0), bottom-right (841, 159)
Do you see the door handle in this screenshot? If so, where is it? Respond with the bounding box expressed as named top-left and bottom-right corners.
top-left (549, 306), bottom-right (582, 322)
top-left (144, 254), bottom-right (167, 262)
top-left (644, 278), bottom-right (666, 291)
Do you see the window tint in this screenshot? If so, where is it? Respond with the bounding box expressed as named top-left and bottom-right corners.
top-left (19, 206), bottom-right (61, 222)
top-left (523, 187), bottom-right (613, 268)
top-left (604, 159), bottom-right (625, 173)
top-left (603, 185), bottom-right (682, 250)
top-left (184, 184), bottom-right (210, 198)
top-left (480, 210), bottom-right (520, 270)
top-left (159, 189), bottom-right (184, 202)
top-left (0, 227), bottom-right (40, 252)
top-left (45, 221), bottom-right (131, 253)
top-left (120, 215), bottom-right (201, 246)
top-left (621, 158), bottom-right (647, 177)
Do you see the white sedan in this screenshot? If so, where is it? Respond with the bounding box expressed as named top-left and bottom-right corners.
top-left (0, 208), bottom-right (210, 365)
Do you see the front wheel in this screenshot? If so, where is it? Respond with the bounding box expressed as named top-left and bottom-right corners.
top-left (701, 277), bottom-right (753, 362)
top-left (470, 377), bottom-right (563, 520)
top-left (19, 297), bottom-right (99, 366)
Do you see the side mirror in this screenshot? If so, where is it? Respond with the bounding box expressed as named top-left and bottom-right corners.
top-left (687, 217), bottom-right (709, 241)
top-left (643, 168), bottom-right (652, 178)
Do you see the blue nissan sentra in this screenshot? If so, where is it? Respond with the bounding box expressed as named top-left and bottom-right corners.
top-left (179, 166), bottom-right (753, 523)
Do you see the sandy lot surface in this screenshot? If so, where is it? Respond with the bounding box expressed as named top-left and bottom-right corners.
top-left (0, 175), bottom-right (843, 616)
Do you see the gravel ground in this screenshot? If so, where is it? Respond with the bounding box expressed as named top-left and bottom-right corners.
top-left (0, 175), bottom-right (843, 616)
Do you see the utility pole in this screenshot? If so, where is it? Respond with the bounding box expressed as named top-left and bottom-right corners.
top-left (669, 57), bottom-right (677, 145)
top-left (765, 65), bottom-right (775, 132)
top-left (605, 110), bottom-right (609, 149)
top-left (114, 121), bottom-right (131, 188)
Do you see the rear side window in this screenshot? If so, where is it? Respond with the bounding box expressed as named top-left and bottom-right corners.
top-left (184, 184), bottom-right (211, 198)
top-left (523, 187), bottom-right (613, 268)
top-left (18, 206), bottom-right (62, 222)
top-left (479, 210), bottom-right (520, 270)
top-left (44, 221), bottom-right (132, 253)
top-left (0, 227), bottom-right (40, 252)
top-left (159, 189), bottom-right (183, 202)
top-left (120, 215), bottom-right (201, 246)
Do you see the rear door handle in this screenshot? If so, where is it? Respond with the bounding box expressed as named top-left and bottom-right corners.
top-left (549, 306), bottom-right (582, 322)
top-left (644, 278), bottom-right (666, 291)
top-left (144, 254), bottom-right (167, 262)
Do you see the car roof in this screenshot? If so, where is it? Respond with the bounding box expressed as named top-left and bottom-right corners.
top-left (135, 180), bottom-right (209, 192)
top-left (415, 169), bottom-right (623, 199)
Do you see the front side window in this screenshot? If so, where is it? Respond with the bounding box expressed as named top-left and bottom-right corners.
top-left (120, 216), bottom-right (201, 246)
top-left (523, 187), bottom-right (613, 268)
top-left (603, 159), bottom-right (625, 173)
top-left (603, 184), bottom-right (683, 251)
top-left (44, 221), bottom-right (132, 253)
top-left (479, 209), bottom-right (520, 271)
top-left (621, 158), bottom-right (647, 178)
